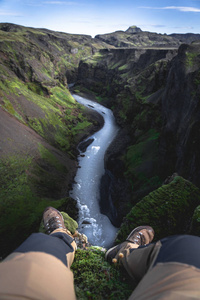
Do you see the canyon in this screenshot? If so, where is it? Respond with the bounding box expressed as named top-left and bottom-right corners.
top-left (1, 23), bottom-right (200, 258)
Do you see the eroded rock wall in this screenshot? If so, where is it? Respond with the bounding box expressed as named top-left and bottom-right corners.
top-left (160, 42), bottom-right (200, 186)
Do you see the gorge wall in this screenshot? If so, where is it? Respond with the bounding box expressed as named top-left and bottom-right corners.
top-left (160, 43), bottom-right (200, 186)
top-left (75, 41), bottom-right (200, 223)
top-left (1, 22), bottom-right (200, 256)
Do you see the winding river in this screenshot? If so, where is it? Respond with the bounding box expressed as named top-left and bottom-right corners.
top-left (70, 94), bottom-right (119, 248)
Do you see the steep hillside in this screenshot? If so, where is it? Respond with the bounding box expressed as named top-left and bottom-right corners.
top-left (0, 23), bottom-right (108, 256)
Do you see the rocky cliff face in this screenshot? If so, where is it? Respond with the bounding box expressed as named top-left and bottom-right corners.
top-left (77, 47), bottom-right (177, 103)
top-left (95, 30), bottom-right (181, 48)
top-left (76, 46), bottom-right (178, 222)
top-left (170, 33), bottom-right (200, 44)
top-left (160, 42), bottom-right (200, 186)
top-left (76, 40), bottom-right (200, 222)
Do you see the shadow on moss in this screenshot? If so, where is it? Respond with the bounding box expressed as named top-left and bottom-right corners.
top-left (0, 153), bottom-right (77, 258)
top-left (116, 176), bottom-right (200, 244)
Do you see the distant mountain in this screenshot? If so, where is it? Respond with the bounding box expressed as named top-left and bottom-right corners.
top-left (170, 33), bottom-right (200, 44)
top-left (95, 28), bottom-right (179, 49)
top-left (95, 25), bottom-right (200, 48)
top-left (125, 25), bottom-right (142, 34)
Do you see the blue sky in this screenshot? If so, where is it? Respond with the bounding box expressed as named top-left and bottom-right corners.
top-left (0, 0), bottom-right (200, 36)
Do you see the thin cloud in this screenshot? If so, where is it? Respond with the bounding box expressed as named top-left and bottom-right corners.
top-left (173, 26), bottom-right (193, 29)
top-left (164, 6), bottom-right (200, 12)
top-left (150, 24), bottom-right (166, 28)
top-left (141, 6), bottom-right (200, 12)
top-left (0, 10), bottom-right (22, 16)
top-left (43, 1), bottom-right (78, 4)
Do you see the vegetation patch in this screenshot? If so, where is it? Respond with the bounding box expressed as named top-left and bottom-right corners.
top-left (0, 155), bottom-right (69, 257)
top-left (116, 176), bottom-right (200, 244)
top-left (124, 129), bottom-right (161, 194)
top-left (0, 146), bottom-right (77, 258)
top-left (185, 51), bottom-right (199, 68)
top-left (71, 248), bottom-right (132, 300)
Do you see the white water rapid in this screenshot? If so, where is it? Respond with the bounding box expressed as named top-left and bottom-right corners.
top-left (70, 94), bottom-right (119, 248)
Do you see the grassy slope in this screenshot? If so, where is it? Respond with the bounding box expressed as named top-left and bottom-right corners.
top-left (0, 24), bottom-right (108, 257)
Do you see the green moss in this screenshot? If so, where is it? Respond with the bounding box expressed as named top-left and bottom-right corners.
top-left (71, 248), bottom-right (132, 300)
top-left (125, 129), bottom-right (160, 182)
top-left (185, 52), bottom-right (199, 67)
top-left (38, 143), bottom-right (67, 172)
top-left (54, 130), bottom-right (70, 151)
top-left (116, 176), bottom-right (200, 243)
top-left (2, 97), bottom-right (16, 115)
top-left (118, 64), bottom-right (129, 71)
top-left (71, 120), bottom-right (91, 136)
top-left (0, 155), bottom-right (65, 256)
top-left (0, 152), bottom-right (77, 257)
top-left (1, 96), bottom-right (24, 122)
top-left (189, 205), bottom-right (200, 236)
top-left (110, 61), bottom-right (121, 70)
top-left (28, 118), bottom-right (45, 137)
top-left (27, 82), bottom-right (44, 96)
top-left (50, 86), bottom-right (76, 106)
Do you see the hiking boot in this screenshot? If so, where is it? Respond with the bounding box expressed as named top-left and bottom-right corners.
top-left (126, 225), bottom-right (154, 245)
top-left (43, 206), bottom-right (66, 234)
top-left (105, 226), bottom-right (154, 263)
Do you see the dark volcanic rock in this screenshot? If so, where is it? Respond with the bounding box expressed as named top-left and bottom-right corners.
top-left (100, 170), bottom-right (120, 227)
top-left (160, 42), bottom-right (200, 186)
top-left (77, 48), bottom-right (177, 102)
top-left (126, 26), bottom-right (142, 34)
top-left (170, 33), bottom-right (200, 44)
top-left (95, 30), bottom-right (181, 48)
top-left (78, 138), bottom-right (94, 152)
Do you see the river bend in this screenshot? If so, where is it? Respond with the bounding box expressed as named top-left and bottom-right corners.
top-left (70, 94), bottom-right (119, 248)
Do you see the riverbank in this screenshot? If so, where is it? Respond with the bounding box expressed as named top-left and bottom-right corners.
top-left (0, 91), bottom-right (105, 258)
top-left (71, 89), bottom-right (133, 226)
top-left (70, 94), bottom-right (119, 247)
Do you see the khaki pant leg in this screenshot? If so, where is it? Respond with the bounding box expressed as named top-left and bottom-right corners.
top-left (121, 241), bottom-right (162, 282)
top-left (51, 228), bottom-right (77, 267)
top-left (66, 240), bottom-right (77, 267)
top-left (0, 252), bottom-right (77, 300)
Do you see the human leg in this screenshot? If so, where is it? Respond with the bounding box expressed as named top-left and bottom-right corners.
top-left (105, 226), bottom-right (156, 281)
top-left (153, 234), bottom-right (200, 268)
top-left (13, 206), bottom-right (76, 267)
top-left (106, 230), bottom-right (200, 299)
top-left (128, 235), bottom-right (200, 299)
top-left (0, 207), bottom-right (77, 299)
top-left (13, 231), bottom-right (76, 267)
